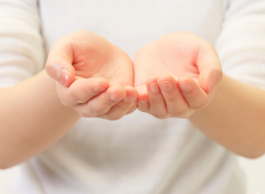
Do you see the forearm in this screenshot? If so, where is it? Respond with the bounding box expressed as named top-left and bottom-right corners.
top-left (0, 70), bottom-right (80, 169)
top-left (189, 74), bottom-right (265, 158)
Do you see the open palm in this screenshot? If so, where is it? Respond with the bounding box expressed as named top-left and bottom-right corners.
top-left (48, 31), bottom-right (133, 86)
top-left (134, 32), bottom-right (222, 118)
top-left (46, 31), bottom-right (137, 120)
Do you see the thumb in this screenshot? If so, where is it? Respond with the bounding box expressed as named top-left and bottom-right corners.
top-left (45, 40), bottom-right (75, 87)
top-left (197, 44), bottom-right (223, 93)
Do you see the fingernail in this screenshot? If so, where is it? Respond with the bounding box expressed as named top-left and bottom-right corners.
top-left (57, 69), bottom-right (69, 86)
top-left (208, 75), bottom-right (216, 92)
top-left (109, 94), bottom-right (122, 102)
top-left (123, 96), bottom-right (134, 103)
top-left (179, 82), bottom-right (192, 92)
top-left (150, 83), bottom-right (159, 93)
top-left (93, 86), bottom-right (106, 93)
top-left (141, 99), bottom-right (147, 103)
top-left (160, 81), bottom-right (173, 91)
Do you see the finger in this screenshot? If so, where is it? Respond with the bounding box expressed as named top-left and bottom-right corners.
top-left (197, 43), bottom-right (223, 93)
top-left (58, 77), bottom-right (110, 106)
top-left (147, 75), bottom-right (168, 119)
top-left (46, 38), bottom-right (75, 87)
top-left (177, 77), bottom-right (208, 109)
top-left (104, 85), bottom-right (138, 120)
top-left (76, 83), bottom-right (126, 117)
top-left (157, 74), bottom-right (189, 116)
top-left (126, 100), bottom-right (138, 115)
top-left (136, 85), bottom-right (150, 113)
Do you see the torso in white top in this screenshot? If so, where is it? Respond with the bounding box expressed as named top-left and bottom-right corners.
top-left (1, 0), bottom-right (254, 193)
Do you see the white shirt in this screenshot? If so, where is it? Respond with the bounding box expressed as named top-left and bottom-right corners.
top-left (1, 0), bottom-right (265, 193)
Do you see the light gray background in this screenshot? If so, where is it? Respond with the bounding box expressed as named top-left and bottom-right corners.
top-left (0, 156), bottom-right (264, 194)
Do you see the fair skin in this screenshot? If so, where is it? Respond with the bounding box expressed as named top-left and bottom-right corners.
top-left (0, 31), bottom-right (264, 169)
top-left (190, 75), bottom-right (265, 158)
top-left (0, 31), bottom-right (138, 168)
top-left (133, 32), bottom-right (265, 158)
top-left (46, 31), bottom-right (138, 119)
top-left (0, 71), bottom-right (79, 169)
top-left (134, 32), bottom-right (222, 118)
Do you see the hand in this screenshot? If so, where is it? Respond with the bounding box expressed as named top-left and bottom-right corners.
top-left (134, 32), bottom-right (222, 119)
top-left (46, 31), bottom-right (138, 120)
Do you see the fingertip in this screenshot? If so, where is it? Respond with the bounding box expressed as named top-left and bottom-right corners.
top-left (46, 63), bottom-right (75, 87)
top-left (135, 85), bottom-right (148, 101)
top-left (107, 84), bottom-right (127, 102)
top-left (157, 75), bottom-right (177, 92)
top-left (92, 77), bottom-right (110, 92)
top-left (124, 85), bottom-right (138, 97)
top-left (137, 92), bottom-right (149, 111)
top-left (145, 76), bottom-right (160, 94)
top-left (136, 92), bottom-right (150, 112)
top-left (120, 86), bottom-right (138, 103)
top-left (139, 94), bottom-right (148, 104)
top-left (178, 77), bottom-right (194, 93)
top-left (57, 68), bottom-right (70, 87)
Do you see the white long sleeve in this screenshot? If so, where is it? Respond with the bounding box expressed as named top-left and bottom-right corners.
top-left (3, 0), bottom-right (265, 193)
top-left (0, 0), bottom-right (44, 89)
top-left (216, 0), bottom-right (265, 89)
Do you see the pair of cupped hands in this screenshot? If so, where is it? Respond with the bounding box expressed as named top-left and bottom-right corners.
top-left (46, 31), bottom-right (222, 120)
